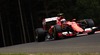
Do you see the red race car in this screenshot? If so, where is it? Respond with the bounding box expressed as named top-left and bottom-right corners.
top-left (35, 16), bottom-right (97, 42)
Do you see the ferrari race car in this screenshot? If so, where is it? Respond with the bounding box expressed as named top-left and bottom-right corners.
top-left (35, 16), bottom-right (97, 42)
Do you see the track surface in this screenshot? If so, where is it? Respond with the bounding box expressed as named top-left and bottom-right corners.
top-left (0, 33), bottom-right (100, 53)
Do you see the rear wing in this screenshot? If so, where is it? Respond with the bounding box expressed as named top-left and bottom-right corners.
top-left (42, 17), bottom-right (58, 25)
top-left (45, 17), bottom-right (58, 22)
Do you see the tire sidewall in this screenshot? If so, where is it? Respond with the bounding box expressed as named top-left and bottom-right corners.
top-left (52, 25), bottom-right (62, 40)
top-left (35, 28), bottom-right (46, 42)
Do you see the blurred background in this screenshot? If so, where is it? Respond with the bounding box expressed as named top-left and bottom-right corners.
top-left (0, 0), bottom-right (100, 47)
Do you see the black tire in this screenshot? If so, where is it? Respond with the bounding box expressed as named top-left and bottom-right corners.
top-left (84, 19), bottom-right (95, 34)
top-left (84, 19), bottom-right (95, 28)
top-left (52, 25), bottom-right (62, 40)
top-left (35, 28), bottom-right (46, 42)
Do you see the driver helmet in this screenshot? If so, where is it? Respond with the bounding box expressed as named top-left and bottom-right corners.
top-left (61, 19), bottom-right (66, 23)
top-left (72, 18), bottom-right (76, 21)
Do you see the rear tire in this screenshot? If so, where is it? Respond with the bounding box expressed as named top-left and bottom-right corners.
top-left (35, 28), bottom-right (46, 42)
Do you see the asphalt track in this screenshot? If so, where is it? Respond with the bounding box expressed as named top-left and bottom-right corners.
top-left (0, 33), bottom-right (100, 53)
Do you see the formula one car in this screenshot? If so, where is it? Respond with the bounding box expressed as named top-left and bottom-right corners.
top-left (35, 16), bottom-right (97, 42)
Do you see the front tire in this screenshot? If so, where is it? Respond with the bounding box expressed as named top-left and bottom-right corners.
top-left (84, 19), bottom-right (95, 28)
top-left (84, 19), bottom-right (95, 34)
top-left (52, 25), bottom-right (62, 40)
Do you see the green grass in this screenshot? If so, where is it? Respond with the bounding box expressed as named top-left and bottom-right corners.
top-left (0, 53), bottom-right (27, 55)
top-left (32, 53), bottom-right (100, 55)
top-left (0, 53), bottom-right (100, 55)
